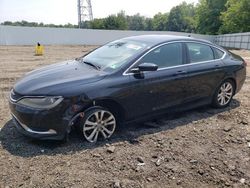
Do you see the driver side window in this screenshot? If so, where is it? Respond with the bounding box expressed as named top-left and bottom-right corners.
top-left (138, 42), bottom-right (183, 69)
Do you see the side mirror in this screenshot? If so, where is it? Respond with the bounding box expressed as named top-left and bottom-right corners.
top-left (130, 63), bottom-right (158, 73)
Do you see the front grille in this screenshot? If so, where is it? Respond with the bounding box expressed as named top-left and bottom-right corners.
top-left (10, 89), bottom-right (23, 102)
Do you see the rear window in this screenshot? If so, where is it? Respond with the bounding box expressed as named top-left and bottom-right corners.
top-left (186, 43), bottom-right (214, 63)
top-left (213, 47), bottom-right (225, 59)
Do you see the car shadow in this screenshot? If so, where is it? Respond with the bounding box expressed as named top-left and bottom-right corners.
top-left (0, 99), bottom-right (240, 158)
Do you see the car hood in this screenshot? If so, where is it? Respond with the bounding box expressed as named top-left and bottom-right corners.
top-left (14, 60), bottom-right (107, 96)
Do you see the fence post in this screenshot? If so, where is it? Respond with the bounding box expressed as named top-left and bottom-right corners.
top-left (240, 34), bottom-right (243, 49)
top-left (248, 34), bottom-right (250, 50)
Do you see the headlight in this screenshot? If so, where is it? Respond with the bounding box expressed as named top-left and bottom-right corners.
top-left (17, 96), bottom-right (63, 109)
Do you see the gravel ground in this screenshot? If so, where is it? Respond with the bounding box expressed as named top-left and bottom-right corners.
top-left (0, 46), bottom-right (249, 188)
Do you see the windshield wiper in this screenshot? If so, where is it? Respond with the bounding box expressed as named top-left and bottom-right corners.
top-left (79, 59), bottom-right (100, 70)
top-left (84, 61), bottom-right (100, 70)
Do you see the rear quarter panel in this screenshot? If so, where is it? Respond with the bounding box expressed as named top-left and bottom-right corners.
top-left (222, 52), bottom-right (246, 93)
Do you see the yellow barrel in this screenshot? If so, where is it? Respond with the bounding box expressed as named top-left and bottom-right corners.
top-left (35, 45), bottom-right (44, 56)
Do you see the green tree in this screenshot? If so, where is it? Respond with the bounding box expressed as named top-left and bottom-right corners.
top-left (2, 21), bottom-right (13, 25)
top-left (63, 23), bottom-right (74, 28)
top-left (144, 18), bottom-right (154, 31)
top-left (127, 14), bottom-right (146, 30)
top-left (220, 0), bottom-right (250, 33)
top-left (152, 13), bottom-right (168, 31)
top-left (167, 2), bottom-right (196, 32)
top-left (104, 11), bottom-right (128, 30)
top-left (196, 0), bottom-right (227, 34)
top-left (38, 22), bottom-right (44, 27)
top-left (81, 21), bottom-right (92, 29)
top-left (90, 19), bottom-right (105, 29)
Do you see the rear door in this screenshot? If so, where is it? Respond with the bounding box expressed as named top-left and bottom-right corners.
top-left (184, 42), bottom-right (226, 103)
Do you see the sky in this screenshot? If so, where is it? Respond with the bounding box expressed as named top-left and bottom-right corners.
top-left (0, 0), bottom-right (199, 25)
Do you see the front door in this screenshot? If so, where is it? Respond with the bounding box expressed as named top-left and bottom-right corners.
top-left (125, 42), bottom-right (189, 120)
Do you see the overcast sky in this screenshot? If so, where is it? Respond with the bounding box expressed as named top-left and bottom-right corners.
top-left (0, 0), bottom-right (199, 25)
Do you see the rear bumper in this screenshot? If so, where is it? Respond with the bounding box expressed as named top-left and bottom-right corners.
top-left (235, 66), bottom-right (246, 94)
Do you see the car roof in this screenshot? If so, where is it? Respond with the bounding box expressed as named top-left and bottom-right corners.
top-left (123, 34), bottom-right (212, 46)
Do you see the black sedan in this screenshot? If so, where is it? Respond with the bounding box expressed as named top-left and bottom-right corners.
top-left (9, 35), bottom-right (246, 142)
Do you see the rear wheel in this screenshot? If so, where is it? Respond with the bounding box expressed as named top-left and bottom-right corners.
top-left (212, 80), bottom-right (235, 108)
top-left (79, 107), bottom-right (116, 143)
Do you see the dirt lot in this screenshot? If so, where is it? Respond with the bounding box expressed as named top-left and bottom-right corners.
top-left (0, 46), bottom-right (249, 188)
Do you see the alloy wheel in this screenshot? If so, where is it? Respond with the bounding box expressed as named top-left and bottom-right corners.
top-left (217, 82), bottom-right (233, 106)
top-left (83, 110), bottom-right (116, 142)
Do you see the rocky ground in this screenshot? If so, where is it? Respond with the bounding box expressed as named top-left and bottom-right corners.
top-left (0, 46), bottom-right (249, 188)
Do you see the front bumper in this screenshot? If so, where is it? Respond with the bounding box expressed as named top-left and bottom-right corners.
top-left (9, 99), bottom-right (69, 140)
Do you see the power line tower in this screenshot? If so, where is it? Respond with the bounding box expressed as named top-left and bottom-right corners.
top-left (78, 0), bottom-right (93, 28)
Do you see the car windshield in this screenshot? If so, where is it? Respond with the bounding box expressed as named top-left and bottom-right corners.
top-left (81, 39), bottom-right (151, 72)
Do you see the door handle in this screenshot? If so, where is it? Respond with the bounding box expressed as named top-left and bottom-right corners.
top-left (174, 70), bottom-right (187, 75)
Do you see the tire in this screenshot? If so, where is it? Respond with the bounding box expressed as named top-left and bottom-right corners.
top-left (212, 79), bottom-right (235, 108)
top-left (78, 106), bottom-right (116, 143)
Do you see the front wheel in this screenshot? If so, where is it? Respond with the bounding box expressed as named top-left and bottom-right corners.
top-left (212, 80), bottom-right (235, 108)
top-left (79, 107), bottom-right (116, 143)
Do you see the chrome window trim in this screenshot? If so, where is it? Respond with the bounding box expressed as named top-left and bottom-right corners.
top-left (122, 40), bottom-right (226, 76)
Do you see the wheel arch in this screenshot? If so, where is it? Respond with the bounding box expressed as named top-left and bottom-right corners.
top-left (92, 98), bottom-right (126, 122)
top-left (223, 77), bottom-right (237, 95)
top-left (211, 77), bottom-right (236, 108)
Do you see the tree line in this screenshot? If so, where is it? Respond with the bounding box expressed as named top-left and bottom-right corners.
top-left (1, 0), bottom-right (250, 34)
top-left (1, 20), bottom-right (78, 29)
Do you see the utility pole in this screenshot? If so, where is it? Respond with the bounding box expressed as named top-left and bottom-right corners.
top-left (78, 0), bottom-right (93, 28)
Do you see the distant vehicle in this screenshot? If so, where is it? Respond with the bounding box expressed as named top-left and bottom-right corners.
top-left (9, 35), bottom-right (246, 142)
